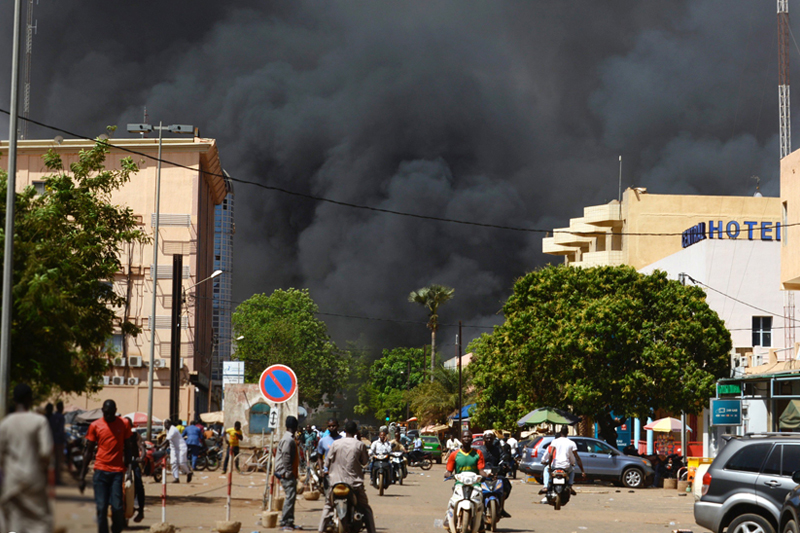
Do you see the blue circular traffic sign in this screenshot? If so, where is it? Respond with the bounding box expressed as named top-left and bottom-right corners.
top-left (259, 364), bottom-right (298, 404)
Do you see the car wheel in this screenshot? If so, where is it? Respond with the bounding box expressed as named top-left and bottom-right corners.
top-left (728, 513), bottom-right (775, 533)
top-left (785, 519), bottom-right (799, 533)
top-left (621, 467), bottom-right (644, 488)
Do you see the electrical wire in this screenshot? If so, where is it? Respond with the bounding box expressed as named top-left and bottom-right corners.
top-left (0, 109), bottom-right (791, 237)
top-left (684, 274), bottom-right (800, 324)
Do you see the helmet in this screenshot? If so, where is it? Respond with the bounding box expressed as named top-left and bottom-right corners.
top-left (483, 430), bottom-right (494, 437)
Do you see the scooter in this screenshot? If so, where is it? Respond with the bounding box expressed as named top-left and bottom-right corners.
top-left (406, 450), bottom-right (433, 470)
top-left (390, 451), bottom-right (407, 486)
top-left (141, 441), bottom-right (168, 483)
top-left (481, 468), bottom-right (506, 532)
top-left (195, 443), bottom-right (222, 471)
top-left (545, 466), bottom-right (571, 511)
top-left (445, 472), bottom-right (484, 533)
top-left (371, 453), bottom-right (393, 496)
top-left (330, 482), bottom-right (365, 533)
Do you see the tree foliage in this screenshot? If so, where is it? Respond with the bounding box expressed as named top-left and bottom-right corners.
top-left (410, 365), bottom-right (473, 426)
top-left (409, 284), bottom-right (455, 377)
top-left (232, 288), bottom-right (348, 408)
top-left (355, 347), bottom-right (426, 421)
top-left (0, 138), bottom-right (148, 398)
top-left (469, 265), bottom-right (732, 434)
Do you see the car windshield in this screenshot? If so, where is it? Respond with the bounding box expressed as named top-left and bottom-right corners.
top-left (421, 437), bottom-right (438, 443)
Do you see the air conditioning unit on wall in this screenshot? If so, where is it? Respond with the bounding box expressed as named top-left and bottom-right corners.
top-left (153, 359), bottom-right (167, 369)
top-left (128, 356), bottom-right (142, 367)
top-left (111, 376), bottom-right (125, 386)
top-left (127, 377), bottom-right (140, 386)
top-left (102, 376), bottom-right (110, 386)
top-left (113, 357), bottom-right (126, 367)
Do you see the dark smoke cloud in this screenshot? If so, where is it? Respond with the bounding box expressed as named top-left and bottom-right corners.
top-left (0, 1), bottom-right (785, 354)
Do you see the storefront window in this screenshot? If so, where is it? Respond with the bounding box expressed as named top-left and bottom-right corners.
top-left (752, 316), bottom-right (772, 347)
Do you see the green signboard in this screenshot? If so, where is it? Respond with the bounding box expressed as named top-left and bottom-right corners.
top-left (718, 384), bottom-right (741, 395)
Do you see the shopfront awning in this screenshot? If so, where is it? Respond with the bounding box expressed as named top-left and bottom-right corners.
top-left (780, 399), bottom-right (800, 429)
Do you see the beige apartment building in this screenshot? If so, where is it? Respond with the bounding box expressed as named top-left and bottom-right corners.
top-left (0, 137), bottom-right (227, 422)
top-left (781, 150), bottom-right (800, 289)
top-left (543, 187), bottom-right (781, 269)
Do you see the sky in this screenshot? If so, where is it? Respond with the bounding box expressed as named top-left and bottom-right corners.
top-left (0, 1), bottom-right (787, 359)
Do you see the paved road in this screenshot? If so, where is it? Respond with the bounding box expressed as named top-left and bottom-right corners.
top-left (55, 464), bottom-right (704, 532)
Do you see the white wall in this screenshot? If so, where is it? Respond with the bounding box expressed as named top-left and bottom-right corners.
top-left (639, 239), bottom-right (786, 354)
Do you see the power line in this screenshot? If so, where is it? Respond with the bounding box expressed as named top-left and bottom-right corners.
top-left (684, 274), bottom-right (800, 324)
top-left (189, 292), bottom-right (497, 330)
top-left (0, 109), bottom-right (792, 238)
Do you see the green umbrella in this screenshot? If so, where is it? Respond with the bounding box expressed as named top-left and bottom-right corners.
top-left (516, 407), bottom-right (580, 427)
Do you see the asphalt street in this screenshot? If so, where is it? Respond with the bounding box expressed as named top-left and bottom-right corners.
top-left (54, 464), bottom-right (703, 533)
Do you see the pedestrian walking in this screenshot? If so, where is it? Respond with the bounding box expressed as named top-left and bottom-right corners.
top-left (182, 419), bottom-right (205, 470)
top-left (122, 417), bottom-right (146, 523)
top-left (78, 399), bottom-right (134, 533)
top-left (317, 420), bottom-right (376, 533)
top-left (164, 419), bottom-right (192, 483)
top-left (50, 401), bottom-right (66, 485)
top-left (0, 383), bottom-right (53, 533)
top-left (222, 421), bottom-right (243, 474)
top-left (275, 415), bottom-right (301, 531)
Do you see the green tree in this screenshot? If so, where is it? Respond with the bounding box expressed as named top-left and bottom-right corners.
top-left (232, 288), bottom-right (348, 408)
top-left (469, 265), bottom-right (731, 439)
top-left (0, 138), bottom-right (148, 398)
top-left (355, 347), bottom-right (426, 421)
top-left (410, 365), bottom-right (472, 425)
top-left (408, 284), bottom-right (455, 380)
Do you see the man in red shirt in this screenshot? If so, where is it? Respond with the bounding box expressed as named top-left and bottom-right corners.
top-left (78, 399), bottom-right (134, 533)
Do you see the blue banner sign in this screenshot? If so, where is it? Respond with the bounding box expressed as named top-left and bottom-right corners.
top-left (710, 399), bottom-right (742, 426)
top-left (682, 221), bottom-right (781, 248)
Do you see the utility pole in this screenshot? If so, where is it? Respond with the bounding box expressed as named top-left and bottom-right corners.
top-left (779, 0), bottom-right (791, 159)
top-left (458, 321), bottom-right (462, 434)
top-left (169, 254), bottom-right (182, 423)
top-left (0, 0), bottom-right (24, 417)
top-left (19, 0), bottom-right (35, 139)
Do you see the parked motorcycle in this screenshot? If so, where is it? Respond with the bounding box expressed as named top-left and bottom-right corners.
top-left (330, 482), bottom-right (365, 533)
top-left (481, 468), bottom-right (506, 531)
top-left (406, 451), bottom-right (433, 470)
top-left (545, 466), bottom-right (571, 511)
top-left (66, 433), bottom-right (85, 479)
top-left (194, 443), bottom-right (222, 472)
top-left (371, 453), bottom-right (393, 496)
top-left (141, 441), bottom-right (168, 483)
top-left (390, 451), bottom-right (406, 486)
top-left (445, 472), bottom-right (484, 533)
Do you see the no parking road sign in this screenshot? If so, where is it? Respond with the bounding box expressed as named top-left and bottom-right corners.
top-left (259, 364), bottom-right (298, 404)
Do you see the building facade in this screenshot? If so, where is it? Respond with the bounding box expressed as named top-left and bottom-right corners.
top-left (211, 182), bottom-right (235, 411)
top-left (1, 137), bottom-right (227, 422)
top-left (543, 188), bottom-right (781, 270)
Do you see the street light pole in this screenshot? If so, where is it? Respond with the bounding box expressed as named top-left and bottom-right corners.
top-left (127, 122), bottom-right (194, 440)
top-left (0, 0), bottom-right (23, 416)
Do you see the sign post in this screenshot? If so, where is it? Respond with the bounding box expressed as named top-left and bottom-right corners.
top-left (258, 365), bottom-right (298, 513)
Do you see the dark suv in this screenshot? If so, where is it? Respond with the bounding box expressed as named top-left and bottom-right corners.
top-left (695, 433), bottom-right (800, 533)
top-left (779, 471), bottom-right (800, 533)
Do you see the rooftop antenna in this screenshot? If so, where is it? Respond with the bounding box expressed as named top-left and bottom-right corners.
top-left (779, 0), bottom-right (791, 159)
top-left (19, 0), bottom-right (36, 140)
top-left (618, 155), bottom-right (623, 218)
top-left (141, 107), bottom-right (149, 138)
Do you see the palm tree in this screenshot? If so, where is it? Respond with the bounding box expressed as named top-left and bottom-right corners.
top-left (410, 365), bottom-right (472, 425)
top-left (408, 284), bottom-right (455, 381)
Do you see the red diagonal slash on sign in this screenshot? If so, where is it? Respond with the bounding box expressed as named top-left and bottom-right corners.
top-left (264, 367), bottom-right (289, 396)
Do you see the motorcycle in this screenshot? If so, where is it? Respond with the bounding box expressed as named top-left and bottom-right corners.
top-left (194, 442), bottom-right (222, 471)
top-left (406, 450), bottom-right (433, 470)
top-left (545, 466), bottom-right (571, 511)
top-left (330, 482), bottom-right (365, 533)
top-left (371, 453), bottom-right (393, 496)
top-left (306, 451), bottom-right (327, 493)
top-left (66, 433), bottom-right (85, 479)
top-left (141, 441), bottom-right (169, 483)
top-left (390, 452), bottom-right (407, 486)
top-left (445, 471), bottom-right (484, 533)
top-left (481, 468), bottom-right (506, 532)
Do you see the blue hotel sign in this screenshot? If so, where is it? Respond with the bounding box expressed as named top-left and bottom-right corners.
top-left (710, 399), bottom-right (742, 426)
top-left (682, 221), bottom-right (782, 248)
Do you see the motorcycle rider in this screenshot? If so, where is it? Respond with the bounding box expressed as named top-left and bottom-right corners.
top-left (478, 431), bottom-right (512, 519)
top-left (317, 420), bottom-right (376, 533)
top-left (539, 426), bottom-right (585, 497)
top-left (409, 434), bottom-right (424, 464)
top-left (443, 430), bottom-right (485, 530)
top-left (389, 429), bottom-right (406, 452)
top-left (368, 430), bottom-right (393, 488)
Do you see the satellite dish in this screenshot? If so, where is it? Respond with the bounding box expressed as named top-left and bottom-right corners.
top-left (53, 135), bottom-right (63, 144)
